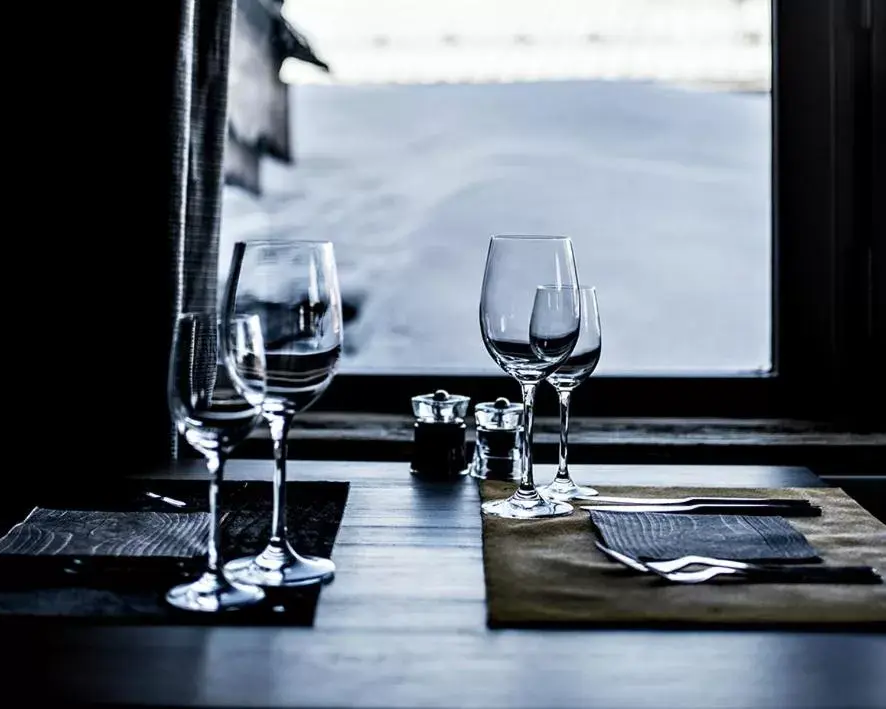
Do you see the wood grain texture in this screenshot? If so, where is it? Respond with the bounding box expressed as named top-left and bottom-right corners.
top-left (5, 460), bottom-right (886, 709)
top-left (0, 509), bottom-right (208, 558)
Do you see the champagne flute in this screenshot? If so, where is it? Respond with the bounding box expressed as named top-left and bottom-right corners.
top-left (479, 235), bottom-right (581, 519)
top-left (166, 312), bottom-right (267, 612)
top-left (538, 287), bottom-right (602, 500)
top-left (222, 239), bottom-right (343, 587)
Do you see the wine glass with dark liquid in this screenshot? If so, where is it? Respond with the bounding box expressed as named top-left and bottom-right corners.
top-left (538, 287), bottom-right (602, 500)
top-left (166, 312), bottom-right (268, 611)
top-left (479, 235), bottom-right (581, 519)
top-left (222, 240), bottom-right (343, 587)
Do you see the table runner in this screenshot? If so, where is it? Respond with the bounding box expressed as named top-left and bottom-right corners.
top-left (481, 482), bottom-right (886, 628)
top-left (0, 480), bottom-right (348, 626)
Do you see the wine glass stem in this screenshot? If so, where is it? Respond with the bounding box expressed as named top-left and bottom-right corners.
top-left (518, 382), bottom-right (538, 493)
top-left (205, 454), bottom-right (225, 574)
top-left (555, 388), bottom-right (573, 483)
top-left (268, 414), bottom-right (293, 545)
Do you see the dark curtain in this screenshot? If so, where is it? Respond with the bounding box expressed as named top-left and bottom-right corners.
top-left (21, 1), bottom-right (236, 487)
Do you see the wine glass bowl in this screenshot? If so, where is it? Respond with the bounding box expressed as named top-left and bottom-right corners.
top-left (166, 312), bottom-right (268, 612)
top-left (222, 239), bottom-right (343, 587)
top-left (479, 235), bottom-right (581, 519)
top-left (539, 286), bottom-right (602, 501)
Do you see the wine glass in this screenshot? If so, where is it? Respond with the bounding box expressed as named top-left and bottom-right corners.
top-left (479, 235), bottom-right (581, 519)
top-left (166, 312), bottom-right (267, 612)
top-left (538, 287), bottom-right (602, 500)
top-left (222, 239), bottom-right (343, 587)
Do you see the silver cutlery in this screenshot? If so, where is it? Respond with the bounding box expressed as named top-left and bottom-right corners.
top-left (587, 495), bottom-right (814, 508)
top-left (649, 564), bottom-right (882, 585)
top-left (594, 541), bottom-right (882, 584)
top-left (595, 541), bottom-right (648, 572)
top-left (647, 555), bottom-right (786, 573)
top-left (144, 491), bottom-right (187, 508)
top-left (582, 502), bottom-right (822, 517)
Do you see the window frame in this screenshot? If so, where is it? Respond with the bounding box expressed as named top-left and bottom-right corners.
top-left (307, 0), bottom-right (882, 429)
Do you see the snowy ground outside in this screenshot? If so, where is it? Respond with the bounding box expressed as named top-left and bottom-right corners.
top-left (219, 0), bottom-right (772, 375)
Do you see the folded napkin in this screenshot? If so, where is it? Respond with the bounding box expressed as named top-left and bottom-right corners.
top-left (589, 510), bottom-right (821, 562)
top-left (0, 508), bottom-right (208, 559)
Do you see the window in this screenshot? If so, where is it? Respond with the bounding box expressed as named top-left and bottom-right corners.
top-left (219, 0), bottom-right (882, 426)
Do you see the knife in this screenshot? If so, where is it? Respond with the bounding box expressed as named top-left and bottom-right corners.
top-left (582, 503), bottom-right (822, 516)
top-left (587, 495), bottom-right (814, 508)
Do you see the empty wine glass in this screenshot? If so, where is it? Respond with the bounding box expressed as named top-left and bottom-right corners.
top-left (166, 312), bottom-right (267, 612)
top-left (538, 287), bottom-right (602, 500)
top-left (222, 240), bottom-right (343, 587)
top-left (479, 235), bottom-right (581, 519)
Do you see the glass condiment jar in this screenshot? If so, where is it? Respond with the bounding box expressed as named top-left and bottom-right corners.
top-left (470, 397), bottom-right (522, 481)
top-left (410, 389), bottom-right (471, 478)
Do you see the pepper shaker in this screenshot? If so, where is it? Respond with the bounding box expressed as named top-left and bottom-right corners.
top-left (470, 397), bottom-right (522, 481)
top-left (411, 389), bottom-right (471, 478)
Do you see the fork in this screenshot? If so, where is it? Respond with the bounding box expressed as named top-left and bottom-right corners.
top-left (645, 555), bottom-right (880, 582)
top-left (647, 555), bottom-right (795, 573)
top-left (594, 541), bottom-right (882, 584)
top-left (647, 564), bottom-right (882, 584)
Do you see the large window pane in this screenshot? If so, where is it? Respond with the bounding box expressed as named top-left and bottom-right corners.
top-left (221, 0), bottom-right (771, 375)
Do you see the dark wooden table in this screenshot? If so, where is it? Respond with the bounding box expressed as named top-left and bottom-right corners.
top-left (4, 461), bottom-right (885, 709)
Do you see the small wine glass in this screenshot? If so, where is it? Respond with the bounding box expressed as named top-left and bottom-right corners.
top-left (538, 287), bottom-right (602, 501)
top-left (222, 239), bottom-right (343, 587)
top-left (479, 235), bottom-right (581, 519)
top-left (166, 312), bottom-right (268, 612)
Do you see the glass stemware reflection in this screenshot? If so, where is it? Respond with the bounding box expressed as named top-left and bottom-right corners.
top-left (479, 235), bottom-right (581, 519)
top-left (166, 312), bottom-right (267, 612)
top-left (222, 239), bottom-right (343, 587)
top-left (538, 287), bottom-right (602, 500)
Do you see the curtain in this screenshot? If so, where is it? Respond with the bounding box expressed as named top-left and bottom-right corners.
top-left (10, 0), bottom-right (235, 498)
top-left (74, 0), bottom-right (235, 472)
top-left (21, 0), bottom-right (332, 489)
top-left (169, 0), bottom-right (237, 459)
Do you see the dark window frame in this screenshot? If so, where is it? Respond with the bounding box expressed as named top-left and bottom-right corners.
top-left (307, 0), bottom-right (883, 430)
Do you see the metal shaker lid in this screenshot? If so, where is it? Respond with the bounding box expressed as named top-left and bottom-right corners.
top-left (474, 397), bottom-right (522, 430)
top-left (412, 389), bottom-right (470, 423)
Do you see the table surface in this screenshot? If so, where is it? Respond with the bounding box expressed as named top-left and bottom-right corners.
top-left (4, 461), bottom-right (885, 709)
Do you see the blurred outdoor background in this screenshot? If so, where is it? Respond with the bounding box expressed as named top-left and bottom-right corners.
top-left (220, 0), bottom-right (772, 374)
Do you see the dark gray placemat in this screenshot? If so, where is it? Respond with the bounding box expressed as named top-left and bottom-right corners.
top-left (588, 510), bottom-right (821, 562)
top-left (0, 480), bottom-right (349, 625)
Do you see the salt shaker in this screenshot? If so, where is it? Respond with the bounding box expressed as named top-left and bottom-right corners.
top-left (470, 397), bottom-right (522, 481)
top-left (410, 389), bottom-right (471, 478)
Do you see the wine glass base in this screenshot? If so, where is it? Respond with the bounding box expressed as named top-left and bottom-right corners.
top-left (538, 478), bottom-right (599, 501)
top-left (165, 571), bottom-right (265, 612)
top-left (224, 544), bottom-right (335, 588)
top-left (482, 489), bottom-right (573, 519)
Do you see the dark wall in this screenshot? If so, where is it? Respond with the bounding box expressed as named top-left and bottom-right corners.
top-left (15, 6), bottom-right (187, 491)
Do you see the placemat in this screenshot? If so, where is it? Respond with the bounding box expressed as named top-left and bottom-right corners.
top-left (0, 480), bottom-right (349, 625)
top-left (481, 482), bottom-right (886, 628)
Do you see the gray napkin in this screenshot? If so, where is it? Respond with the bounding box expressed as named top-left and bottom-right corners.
top-left (589, 511), bottom-right (821, 562)
top-left (0, 508), bottom-right (209, 559)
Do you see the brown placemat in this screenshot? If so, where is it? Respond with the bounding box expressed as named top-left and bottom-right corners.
top-left (481, 482), bottom-right (886, 628)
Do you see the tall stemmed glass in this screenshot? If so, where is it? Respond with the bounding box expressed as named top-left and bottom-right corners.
top-left (166, 312), bottom-right (268, 612)
top-left (479, 235), bottom-right (581, 519)
top-left (539, 287), bottom-right (602, 500)
top-left (222, 239), bottom-right (343, 587)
